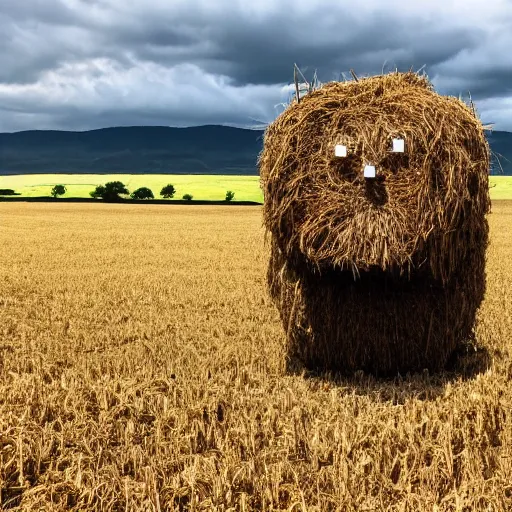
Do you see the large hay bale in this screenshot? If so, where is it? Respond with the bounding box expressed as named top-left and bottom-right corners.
top-left (260, 71), bottom-right (490, 375)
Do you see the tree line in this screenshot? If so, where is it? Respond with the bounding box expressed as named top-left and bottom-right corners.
top-left (47, 182), bottom-right (236, 202)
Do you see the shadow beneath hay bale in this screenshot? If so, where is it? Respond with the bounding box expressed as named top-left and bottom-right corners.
top-left (285, 342), bottom-right (492, 403)
top-left (445, 342), bottom-right (493, 379)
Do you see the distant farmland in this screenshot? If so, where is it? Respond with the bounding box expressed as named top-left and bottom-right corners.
top-left (489, 176), bottom-right (512, 200)
top-left (0, 174), bottom-right (264, 203)
top-left (1, 174), bottom-right (512, 202)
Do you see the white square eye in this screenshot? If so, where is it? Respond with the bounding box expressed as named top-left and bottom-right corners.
top-left (392, 138), bottom-right (405, 152)
top-left (364, 165), bottom-right (376, 178)
top-left (335, 144), bottom-right (347, 157)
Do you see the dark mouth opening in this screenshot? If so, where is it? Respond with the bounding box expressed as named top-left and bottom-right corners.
top-left (364, 177), bottom-right (388, 206)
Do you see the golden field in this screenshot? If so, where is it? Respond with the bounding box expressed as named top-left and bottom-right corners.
top-left (0, 202), bottom-right (511, 511)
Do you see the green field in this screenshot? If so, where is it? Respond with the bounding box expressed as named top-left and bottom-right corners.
top-left (0, 174), bottom-right (264, 202)
top-left (1, 174), bottom-right (512, 201)
top-left (489, 176), bottom-right (512, 200)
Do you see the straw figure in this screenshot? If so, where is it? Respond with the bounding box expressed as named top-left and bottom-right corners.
top-left (260, 71), bottom-right (490, 375)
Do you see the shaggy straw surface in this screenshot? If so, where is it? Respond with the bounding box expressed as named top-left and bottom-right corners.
top-left (260, 71), bottom-right (490, 375)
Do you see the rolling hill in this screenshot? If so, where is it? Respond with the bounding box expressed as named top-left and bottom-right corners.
top-left (0, 125), bottom-right (510, 175)
top-left (0, 126), bottom-right (264, 175)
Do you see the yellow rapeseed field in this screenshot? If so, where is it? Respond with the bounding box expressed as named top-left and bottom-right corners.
top-left (0, 202), bottom-right (511, 511)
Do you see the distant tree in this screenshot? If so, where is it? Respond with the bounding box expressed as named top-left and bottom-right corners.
top-left (51, 184), bottom-right (66, 198)
top-left (131, 187), bottom-right (154, 200)
top-left (160, 184), bottom-right (176, 198)
top-left (225, 190), bottom-right (235, 202)
top-left (90, 181), bottom-right (129, 202)
top-left (104, 181), bottom-right (129, 201)
top-left (0, 189), bottom-right (17, 196)
top-left (90, 185), bottom-right (106, 199)
top-left (182, 193), bottom-right (193, 201)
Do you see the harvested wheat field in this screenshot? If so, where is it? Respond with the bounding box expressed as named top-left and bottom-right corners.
top-left (1, 202), bottom-right (511, 511)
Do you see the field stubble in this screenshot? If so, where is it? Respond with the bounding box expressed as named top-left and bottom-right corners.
top-left (0, 202), bottom-right (511, 511)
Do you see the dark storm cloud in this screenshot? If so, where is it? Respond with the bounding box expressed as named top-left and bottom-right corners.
top-left (200, 14), bottom-right (483, 87)
top-left (0, 0), bottom-right (511, 132)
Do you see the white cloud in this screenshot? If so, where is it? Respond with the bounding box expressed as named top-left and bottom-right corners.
top-left (0, 60), bottom-right (287, 131)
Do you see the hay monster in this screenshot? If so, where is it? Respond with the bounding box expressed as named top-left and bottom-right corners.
top-left (260, 71), bottom-right (490, 375)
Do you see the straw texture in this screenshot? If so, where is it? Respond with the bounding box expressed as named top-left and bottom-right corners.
top-left (260, 71), bottom-right (490, 375)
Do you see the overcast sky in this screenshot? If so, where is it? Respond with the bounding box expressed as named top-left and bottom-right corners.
top-left (1, 0), bottom-right (511, 132)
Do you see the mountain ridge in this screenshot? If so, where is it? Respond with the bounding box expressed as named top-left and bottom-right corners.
top-left (0, 125), bottom-right (510, 175)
